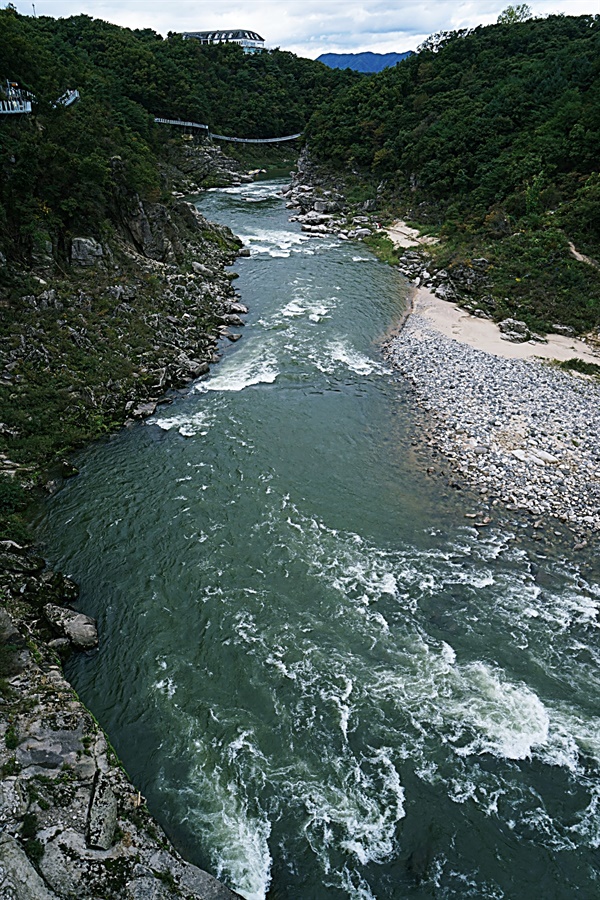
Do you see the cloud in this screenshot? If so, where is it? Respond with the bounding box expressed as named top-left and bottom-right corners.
top-left (24, 0), bottom-right (599, 57)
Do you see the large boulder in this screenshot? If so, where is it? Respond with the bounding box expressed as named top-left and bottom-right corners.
top-left (87, 773), bottom-right (118, 850)
top-left (43, 604), bottom-right (98, 650)
top-left (498, 318), bottom-right (530, 343)
top-left (71, 238), bottom-right (104, 267)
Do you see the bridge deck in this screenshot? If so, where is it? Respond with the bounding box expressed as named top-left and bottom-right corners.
top-left (154, 116), bottom-right (301, 143)
top-left (210, 131), bottom-right (302, 143)
top-left (154, 116), bottom-right (208, 131)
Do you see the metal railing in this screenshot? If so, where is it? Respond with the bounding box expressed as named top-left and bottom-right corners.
top-left (209, 132), bottom-right (302, 143)
top-left (56, 89), bottom-right (80, 107)
top-left (0, 98), bottom-right (32, 114)
top-left (154, 116), bottom-right (301, 143)
top-left (154, 116), bottom-right (209, 131)
top-left (1, 82), bottom-right (80, 115)
top-left (0, 80), bottom-right (33, 115)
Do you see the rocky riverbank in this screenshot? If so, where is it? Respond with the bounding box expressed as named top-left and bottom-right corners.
top-left (0, 567), bottom-right (242, 900)
top-left (279, 151), bottom-right (382, 240)
top-left (384, 304), bottom-right (600, 541)
top-left (0, 138), bottom-right (259, 898)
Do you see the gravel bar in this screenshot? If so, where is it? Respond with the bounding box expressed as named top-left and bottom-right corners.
top-left (384, 312), bottom-right (600, 539)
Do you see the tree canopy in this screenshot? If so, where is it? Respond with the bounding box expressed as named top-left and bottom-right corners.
top-left (497, 5), bottom-right (533, 25)
top-left (0, 7), bottom-right (357, 261)
top-left (306, 14), bottom-right (600, 332)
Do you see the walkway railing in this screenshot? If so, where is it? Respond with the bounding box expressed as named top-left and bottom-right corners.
top-left (154, 116), bottom-right (301, 143)
top-left (0, 80), bottom-right (33, 115)
top-left (56, 89), bottom-right (80, 108)
top-left (0, 98), bottom-right (32, 114)
top-left (154, 116), bottom-right (208, 132)
top-left (210, 131), bottom-right (302, 143)
top-left (1, 81), bottom-right (80, 115)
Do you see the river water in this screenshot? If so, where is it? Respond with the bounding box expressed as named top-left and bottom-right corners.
top-left (37, 182), bottom-right (600, 899)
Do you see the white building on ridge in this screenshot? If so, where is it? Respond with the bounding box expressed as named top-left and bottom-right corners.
top-left (182, 30), bottom-right (265, 54)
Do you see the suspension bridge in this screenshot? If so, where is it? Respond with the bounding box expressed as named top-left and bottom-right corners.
top-left (0, 85), bottom-right (301, 143)
top-left (154, 116), bottom-right (302, 143)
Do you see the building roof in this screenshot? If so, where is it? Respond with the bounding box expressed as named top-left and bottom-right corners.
top-left (183, 30), bottom-right (264, 43)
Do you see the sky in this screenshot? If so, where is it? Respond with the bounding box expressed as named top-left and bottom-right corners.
top-left (16, 0), bottom-right (600, 58)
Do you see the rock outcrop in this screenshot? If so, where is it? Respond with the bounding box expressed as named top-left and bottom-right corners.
top-left (43, 603), bottom-right (98, 650)
top-left (160, 139), bottom-right (253, 195)
top-left (70, 238), bottom-right (104, 267)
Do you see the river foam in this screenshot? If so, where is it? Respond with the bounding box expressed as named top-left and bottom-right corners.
top-left (42, 180), bottom-right (600, 900)
top-left (143, 490), bottom-right (600, 897)
top-left (199, 348), bottom-right (279, 393)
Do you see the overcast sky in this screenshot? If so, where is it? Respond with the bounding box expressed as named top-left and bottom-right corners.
top-left (17, 0), bottom-right (600, 57)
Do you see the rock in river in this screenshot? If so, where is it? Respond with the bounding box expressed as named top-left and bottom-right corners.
top-left (43, 603), bottom-right (99, 650)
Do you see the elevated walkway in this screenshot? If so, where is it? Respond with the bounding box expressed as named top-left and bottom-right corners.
top-left (154, 117), bottom-right (208, 133)
top-left (56, 89), bottom-right (80, 108)
top-left (1, 81), bottom-right (80, 115)
top-left (0, 98), bottom-right (31, 114)
top-left (154, 116), bottom-right (301, 143)
top-left (0, 81), bottom-right (32, 114)
top-left (210, 131), bottom-right (302, 143)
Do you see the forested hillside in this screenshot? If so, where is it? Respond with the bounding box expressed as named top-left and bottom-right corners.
top-left (0, 6), bottom-right (356, 264)
top-left (307, 14), bottom-right (600, 333)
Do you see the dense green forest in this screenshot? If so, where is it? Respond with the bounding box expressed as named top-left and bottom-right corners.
top-left (0, 6), bottom-right (356, 262)
top-left (2, 8), bottom-right (599, 333)
top-left (307, 14), bottom-right (600, 333)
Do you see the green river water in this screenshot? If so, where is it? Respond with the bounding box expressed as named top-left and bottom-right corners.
top-left (36, 181), bottom-right (600, 899)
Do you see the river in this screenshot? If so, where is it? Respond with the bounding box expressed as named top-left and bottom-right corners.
top-left (36, 181), bottom-right (600, 899)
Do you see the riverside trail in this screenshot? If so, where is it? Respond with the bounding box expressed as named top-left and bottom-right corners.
top-left (37, 181), bottom-right (600, 900)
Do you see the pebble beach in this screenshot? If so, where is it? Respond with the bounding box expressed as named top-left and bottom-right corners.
top-left (384, 282), bottom-right (600, 541)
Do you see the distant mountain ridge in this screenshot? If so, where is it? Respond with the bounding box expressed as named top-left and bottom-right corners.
top-left (317, 51), bottom-right (412, 73)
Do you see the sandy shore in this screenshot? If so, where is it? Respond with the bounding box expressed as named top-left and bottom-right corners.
top-left (384, 221), bottom-right (439, 249)
top-left (411, 285), bottom-right (600, 364)
top-left (385, 219), bottom-right (600, 365)
top-left (383, 222), bottom-right (600, 538)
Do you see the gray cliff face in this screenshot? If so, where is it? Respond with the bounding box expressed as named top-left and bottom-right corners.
top-left (159, 139), bottom-right (254, 195)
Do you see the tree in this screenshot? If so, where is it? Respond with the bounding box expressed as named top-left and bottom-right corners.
top-left (497, 5), bottom-right (533, 24)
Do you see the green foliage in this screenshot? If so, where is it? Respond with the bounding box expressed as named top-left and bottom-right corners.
top-left (153, 868), bottom-right (178, 890)
top-left (0, 620), bottom-right (21, 685)
top-left (20, 813), bottom-right (44, 865)
top-left (0, 475), bottom-right (27, 517)
top-left (363, 233), bottom-right (400, 266)
top-left (1, 756), bottom-right (20, 776)
top-left (307, 14), bottom-right (600, 332)
top-left (0, 9), bottom-right (356, 263)
top-left (20, 811), bottom-right (37, 838)
top-left (0, 474), bottom-right (30, 542)
top-left (559, 357), bottom-right (600, 376)
top-left (497, 5), bottom-right (533, 25)
top-left (24, 838), bottom-right (44, 864)
top-left (5, 722), bottom-right (19, 749)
